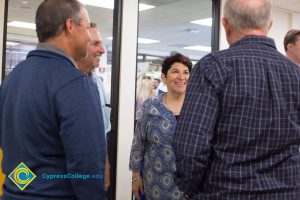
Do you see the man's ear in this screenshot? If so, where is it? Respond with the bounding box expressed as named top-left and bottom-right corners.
top-left (287, 43), bottom-right (294, 52)
top-left (65, 18), bottom-right (75, 38)
top-left (268, 20), bottom-right (273, 31)
top-left (222, 18), bottom-right (230, 35)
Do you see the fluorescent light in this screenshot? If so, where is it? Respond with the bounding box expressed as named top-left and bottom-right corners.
top-left (79, 0), bottom-right (114, 9)
top-left (139, 3), bottom-right (155, 11)
top-left (79, 0), bottom-right (155, 11)
top-left (190, 18), bottom-right (212, 26)
top-left (146, 56), bottom-right (162, 60)
top-left (107, 37), bottom-right (160, 44)
top-left (183, 45), bottom-right (211, 52)
top-left (8, 21), bottom-right (36, 29)
top-left (138, 38), bottom-right (160, 44)
top-left (6, 41), bottom-right (20, 46)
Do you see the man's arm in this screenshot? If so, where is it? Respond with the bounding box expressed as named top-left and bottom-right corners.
top-left (173, 60), bottom-right (220, 197)
top-left (56, 76), bottom-right (106, 200)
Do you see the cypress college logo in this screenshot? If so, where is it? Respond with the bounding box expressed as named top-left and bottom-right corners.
top-left (8, 162), bottom-right (36, 191)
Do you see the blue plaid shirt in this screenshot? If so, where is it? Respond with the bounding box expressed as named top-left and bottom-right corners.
top-left (173, 35), bottom-right (300, 199)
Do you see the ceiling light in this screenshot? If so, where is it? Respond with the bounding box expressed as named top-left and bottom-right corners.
top-left (7, 21), bottom-right (36, 29)
top-left (79, 0), bottom-right (114, 9)
top-left (107, 37), bottom-right (160, 44)
top-left (183, 45), bottom-right (211, 52)
top-left (139, 3), bottom-right (155, 11)
top-left (190, 18), bottom-right (212, 26)
top-left (6, 41), bottom-right (20, 46)
top-left (138, 38), bottom-right (160, 44)
top-left (146, 56), bottom-right (162, 60)
top-left (79, 0), bottom-right (155, 11)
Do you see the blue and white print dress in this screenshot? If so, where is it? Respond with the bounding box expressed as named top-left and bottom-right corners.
top-left (129, 95), bottom-right (184, 200)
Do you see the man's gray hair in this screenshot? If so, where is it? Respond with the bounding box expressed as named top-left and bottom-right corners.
top-left (223, 0), bottom-right (272, 32)
top-left (36, 0), bottom-right (84, 42)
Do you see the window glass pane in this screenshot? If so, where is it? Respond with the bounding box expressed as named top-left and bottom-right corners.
top-left (5, 0), bottom-right (114, 100)
top-left (136, 0), bottom-right (212, 111)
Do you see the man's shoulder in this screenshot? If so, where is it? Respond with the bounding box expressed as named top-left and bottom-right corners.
top-left (193, 50), bottom-right (232, 77)
top-left (6, 50), bottom-right (86, 93)
top-left (27, 50), bottom-right (75, 68)
top-left (29, 49), bottom-right (81, 72)
top-left (196, 39), bottom-right (282, 71)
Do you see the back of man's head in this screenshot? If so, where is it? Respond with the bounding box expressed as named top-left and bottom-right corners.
top-left (223, 0), bottom-right (272, 33)
top-left (35, 0), bottom-right (83, 42)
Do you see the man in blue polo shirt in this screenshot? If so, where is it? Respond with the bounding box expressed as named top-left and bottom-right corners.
top-left (0, 0), bottom-right (106, 199)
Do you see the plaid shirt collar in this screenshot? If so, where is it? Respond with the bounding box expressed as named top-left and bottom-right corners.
top-left (230, 35), bottom-right (276, 50)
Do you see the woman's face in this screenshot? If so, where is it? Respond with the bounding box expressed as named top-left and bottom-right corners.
top-left (162, 62), bottom-right (190, 94)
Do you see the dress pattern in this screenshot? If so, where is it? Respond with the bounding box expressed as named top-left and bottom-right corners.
top-left (130, 95), bottom-right (184, 200)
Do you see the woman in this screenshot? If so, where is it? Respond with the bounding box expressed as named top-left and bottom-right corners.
top-left (136, 76), bottom-right (155, 118)
top-left (129, 52), bottom-right (192, 200)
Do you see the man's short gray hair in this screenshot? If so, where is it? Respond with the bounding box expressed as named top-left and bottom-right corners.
top-left (36, 0), bottom-right (84, 42)
top-left (223, 0), bottom-right (272, 32)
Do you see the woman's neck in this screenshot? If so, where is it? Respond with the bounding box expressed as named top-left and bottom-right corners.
top-left (164, 92), bottom-right (185, 115)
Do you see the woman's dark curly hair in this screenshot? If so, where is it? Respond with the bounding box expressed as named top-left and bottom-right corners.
top-left (161, 52), bottom-right (192, 76)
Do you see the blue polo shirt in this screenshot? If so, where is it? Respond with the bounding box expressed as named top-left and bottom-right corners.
top-left (0, 44), bottom-right (106, 200)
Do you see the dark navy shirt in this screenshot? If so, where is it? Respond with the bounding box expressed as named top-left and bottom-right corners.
top-left (0, 45), bottom-right (106, 200)
top-left (173, 36), bottom-right (300, 199)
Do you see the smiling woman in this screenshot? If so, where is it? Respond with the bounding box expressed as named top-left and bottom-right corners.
top-left (135, 0), bottom-right (214, 115)
top-left (130, 52), bottom-right (192, 200)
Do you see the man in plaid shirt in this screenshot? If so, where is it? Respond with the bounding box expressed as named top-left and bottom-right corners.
top-left (173, 0), bottom-right (300, 199)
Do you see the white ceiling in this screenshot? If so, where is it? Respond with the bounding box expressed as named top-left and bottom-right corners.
top-left (6, 0), bottom-right (300, 60)
top-left (6, 0), bottom-right (212, 60)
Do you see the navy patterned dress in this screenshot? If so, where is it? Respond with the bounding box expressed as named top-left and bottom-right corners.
top-left (129, 95), bottom-right (184, 200)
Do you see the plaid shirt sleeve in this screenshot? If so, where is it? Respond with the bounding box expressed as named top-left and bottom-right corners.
top-left (172, 56), bottom-right (224, 196)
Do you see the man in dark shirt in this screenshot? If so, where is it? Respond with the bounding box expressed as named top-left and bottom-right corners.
top-left (0, 0), bottom-right (106, 199)
top-left (173, 0), bottom-right (300, 199)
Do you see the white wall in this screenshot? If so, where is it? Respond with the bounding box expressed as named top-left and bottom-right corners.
top-left (291, 12), bottom-right (300, 28)
top-left (116, 0), bottom-right (138, 199)
top-left (219, 0), bottom-right (300, 54)
top-left (269, 7), bottom-right (299, 54)
top-left (0, 0), bottom-right (5, 84)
